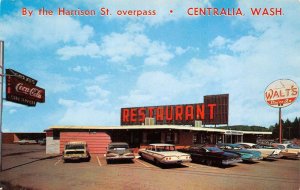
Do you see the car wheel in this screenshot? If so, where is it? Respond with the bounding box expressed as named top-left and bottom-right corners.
top-left (154, 159), bottom-right (160, 166)
top-left (139, 153), bottom-right (145, 160)
top-left (217, 160), bottom-right (223, 168)
top-left (206, 160), bottom-right (213, 166)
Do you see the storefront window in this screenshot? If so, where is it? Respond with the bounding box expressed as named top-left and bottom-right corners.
top-left (147, 131), bottom-right (161, 144)
top-left (165, 132), bottom-right (178, 144)
top-left (193, 134), bottom-right (197, 144)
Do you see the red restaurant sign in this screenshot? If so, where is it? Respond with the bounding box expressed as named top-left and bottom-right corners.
top-left (121, 94), bottom-right (229, 126)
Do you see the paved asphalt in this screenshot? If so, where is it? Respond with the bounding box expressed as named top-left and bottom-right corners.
top-left (0, 144), bottom-right (299, 190)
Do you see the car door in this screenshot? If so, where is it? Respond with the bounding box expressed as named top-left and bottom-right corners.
top-left (142, 146), bottom-right (155, 161)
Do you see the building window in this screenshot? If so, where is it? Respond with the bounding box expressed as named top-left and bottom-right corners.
top-left (165, 132), bottom-right (178, 144)
top-left (53, 130), bottom-right (60, 140)
top-left (147, 131), bottom-right (161, 144)
top-left (193, 134), bottom-right (197, 144)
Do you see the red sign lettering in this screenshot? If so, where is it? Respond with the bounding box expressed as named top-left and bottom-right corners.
top-left (121, 94), bottom-right (229, 126)
top-left (175, 106), bottom-right (183, 121)
top-left (185, 105), bottom-right (194, 121)
top-left (138, 108), bottom-right (146, 122)
top-left (156, 107), bottom-right (164, 121)
top-left (122, 109), bottom-right (129, 122)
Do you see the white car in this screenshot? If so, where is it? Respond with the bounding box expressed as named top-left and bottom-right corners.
top-left (138, 143), bottom-right (191, 165)
top-left (275, 144), bottom-right (300, 159)
top-left (237, 142), bottom-right (282, 159)
top-left (17, 139), bottom-right (37, 145)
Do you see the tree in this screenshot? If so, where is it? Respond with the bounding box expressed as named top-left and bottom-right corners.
top-left (271, 116), bottom-right (300, 139)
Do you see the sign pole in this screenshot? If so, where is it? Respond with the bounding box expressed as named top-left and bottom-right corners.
top-left (0, 41), bottom-right (4, 172)
top-left (279, 107), bottom-right (282, 144)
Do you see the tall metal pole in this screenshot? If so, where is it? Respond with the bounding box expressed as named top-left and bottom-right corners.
top-left (0, 41), bottom-right (4, 172)
top-left (279, 107), bottom-right (282, 144)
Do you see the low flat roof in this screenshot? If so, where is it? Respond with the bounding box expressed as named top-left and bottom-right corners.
top-left (48, 125), bottom-right (272, 135)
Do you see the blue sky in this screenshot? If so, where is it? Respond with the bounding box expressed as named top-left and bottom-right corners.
top-left (0, 0), bottom-right (299, 132)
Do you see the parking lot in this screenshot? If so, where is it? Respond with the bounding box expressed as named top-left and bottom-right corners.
top-left (0, 144), bottom-right (299, 190)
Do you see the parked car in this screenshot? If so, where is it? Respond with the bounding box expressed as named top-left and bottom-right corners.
top-left (273, 144), bottom-right (300, 159)
top-left (237, 142), bottom-right (282, 159)
top-left (38, 138), bottom-right (46, 145)
top-left (178, 144), bottom-right (242, 167)
top-left (17, 139), bottom-right (37, 145)
top-left (138, 143), bottom-right (191, 165)
top-left (106, 142), bottom-right (135, 164)
top-left (62, 141), bottom-right (91, 162)
top-left (217, 143), bottom-right (262, 162)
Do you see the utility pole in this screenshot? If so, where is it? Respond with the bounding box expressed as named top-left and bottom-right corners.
top-left (0, 41), bottom-right (4, 172)
top-left (279, 108), bottom-right (282, 143)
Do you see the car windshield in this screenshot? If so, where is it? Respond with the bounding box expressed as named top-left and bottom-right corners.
top-left (277, 145), bottom-right (285, 150)
top-left (287, 144), bottom-right (300, 149)
top-left (66, 144), bottom-right (85, 149)
top-left (230, 144), bottom-right (244, 150)
top-left (206, 147), bottom-right (223, 152)
top-left (156, 146), bottom-right (176, 152)
top-left (109, 144), bottom-right (129, 150)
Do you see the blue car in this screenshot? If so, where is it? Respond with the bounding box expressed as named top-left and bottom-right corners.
top-left (217, 143), bottom-right (262, 162)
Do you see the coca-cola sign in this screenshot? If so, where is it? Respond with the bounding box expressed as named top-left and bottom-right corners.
top-left (14, 82), bottom-right (44, 102)
top-left (6, 69), bottom-right (45, 106)
top-left (264, 79), bottom-right (298, 108)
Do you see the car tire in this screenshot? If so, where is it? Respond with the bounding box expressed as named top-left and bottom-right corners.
top-left (154, 159), bottom-right (160, 166)
top-left (139, 153), bottom-right (144, 160)
top-left (206, 160), bottom-right (213, 166)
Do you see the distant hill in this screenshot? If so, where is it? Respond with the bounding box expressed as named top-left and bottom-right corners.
top-left (217, 125), bottom-right (271, 132)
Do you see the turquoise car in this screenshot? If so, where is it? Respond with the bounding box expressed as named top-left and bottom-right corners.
top-left (217, 143), bottom-right (262, 162)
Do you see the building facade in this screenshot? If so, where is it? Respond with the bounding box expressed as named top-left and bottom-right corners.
top-left (45, 125), bottom-right (271, 154)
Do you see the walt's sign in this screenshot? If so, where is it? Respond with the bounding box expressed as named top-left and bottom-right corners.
top-left (6, 69), bottom-right (45, 106)
top-left (264, 79), bottom-right (298, 108)
top-left (121, 94), bottom-right (229, 126)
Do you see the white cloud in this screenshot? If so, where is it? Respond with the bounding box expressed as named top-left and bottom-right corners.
top-left (86, 85), bottom-right (110, 98)
top-left (175, 47), bottom-right (189, 55)
top-left (3, 128), bottom-right (11, 132)
top-left (57, 23), bottom-right (179, 68)
top-left (69, 66), bottom-right (92, 73)
top-left (58, 98), bottom-right (119, 125)
top-left (57, 43), bottom-right (100, 60)
top-left (99, 30), bottom-right (149, 63)
top-left (0, 14), bottom-right (94, 48)
top-left (144, 42), bottom-right (174, 66)
top-left (120, 71), bottom-right (189, 106)
top-left (42, 74), bottom-right (77, 94)
top-left (9, 109), bottom-right (17, 114)
top-left (4, 102), bottom-right (24, 108)
top-left (209, 36), bottom-right (231, 49)
top-left (228, 36), bottom-right (257, 53)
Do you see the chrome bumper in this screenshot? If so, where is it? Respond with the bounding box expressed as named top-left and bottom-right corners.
top-left (222, 158), bottom-right (243, 165)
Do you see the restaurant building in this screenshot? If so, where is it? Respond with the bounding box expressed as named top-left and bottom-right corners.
top-left (45, 94), bottom-right (272, 154)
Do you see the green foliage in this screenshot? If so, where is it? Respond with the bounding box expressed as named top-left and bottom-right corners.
top-left (270, 117), bottom-right (300, 139)
top-left (218, 125), bottom-right (270, 132)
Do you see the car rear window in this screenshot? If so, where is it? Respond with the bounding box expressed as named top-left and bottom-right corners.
top-left (66, 144), bottom-right (85, 149)
top-left (109, 145), bottom-right (129, 150)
